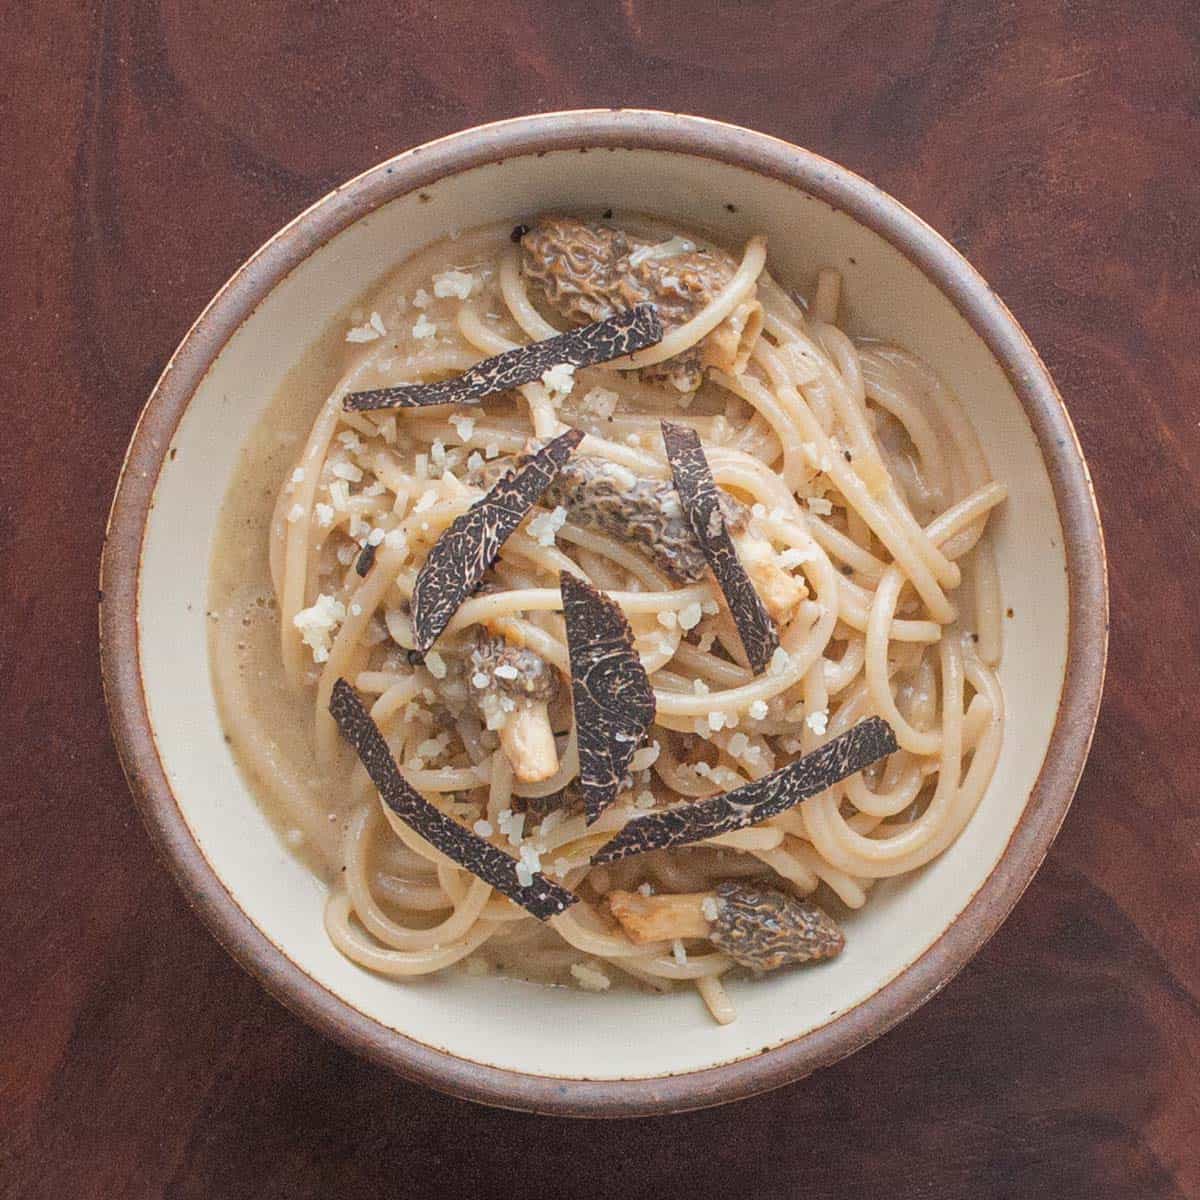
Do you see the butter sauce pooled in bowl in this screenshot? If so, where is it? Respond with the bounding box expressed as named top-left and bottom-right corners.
top-left (208, 211), bottom-right (1005, 1023)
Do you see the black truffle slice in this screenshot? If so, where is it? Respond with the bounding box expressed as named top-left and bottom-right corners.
top-left (354, 541), bottom-right (377, 577)
top-left (343, 305), bottom-right (664, 411)
top-left (410, 428), bottom-right (584, 654)
top-left (661, 420), bottom-right (778, 673)
top-left (590, 716), bottom-right (898, 864)
top-left (560, 573), bottom-right (656, 825)
top-left (329, 679), bottom-right (578, 921)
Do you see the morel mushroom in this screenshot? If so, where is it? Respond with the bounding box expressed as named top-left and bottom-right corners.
top-left (472, 449), bottom-right (805, 619)
top-left (608, 880), bottom-right (844, 971)
top-left (468, 631), bottom-right (562, 784)
top-left (547, 458), bottom-right (805, 618)
top-left (520, 215), bottom-right (763, 393)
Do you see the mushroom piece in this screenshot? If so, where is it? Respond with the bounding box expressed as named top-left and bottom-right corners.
top-left (543, 458), bottom-right (805, 618)
top-left (608, 880), bottom-right (844, 971)
top-left (473, 450), bottom-right (806, 621)
top-left (520, 215), bottom-right (763, 393)
top-left (468, 631), bottom-right (562, 784)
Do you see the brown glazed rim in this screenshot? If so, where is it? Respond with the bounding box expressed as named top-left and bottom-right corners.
top-left (100, 109), bottom-right (1108, 1118)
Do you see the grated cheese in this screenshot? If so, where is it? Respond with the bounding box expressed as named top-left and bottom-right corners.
top-left (579, 387), bottom-right (619, 420)
top-left (432, 269), bottom-right (474, 299)
top-left (540, 362), bottom-right (576, 401)
top-left (527, 505), bottom-right (567, 547)
top-left (292, 594), bottom-right (346, 664)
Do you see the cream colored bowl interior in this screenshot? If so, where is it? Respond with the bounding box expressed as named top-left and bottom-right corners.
top-left (138, 148), bottom-right (1066, 1081)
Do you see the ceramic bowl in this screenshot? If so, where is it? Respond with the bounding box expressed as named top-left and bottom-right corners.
top-left (100, 109), bottom-right (1107, 1116)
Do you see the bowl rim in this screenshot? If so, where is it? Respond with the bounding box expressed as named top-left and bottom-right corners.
top-left (100, 108), bottom-right (1108, 1117)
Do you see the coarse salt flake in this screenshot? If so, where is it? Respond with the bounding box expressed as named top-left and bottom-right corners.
top-left (292, 594), bottom-right (346, 664)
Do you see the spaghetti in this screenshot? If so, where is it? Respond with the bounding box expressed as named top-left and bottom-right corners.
top-left (208, 214), bottom-right (1006, 1024)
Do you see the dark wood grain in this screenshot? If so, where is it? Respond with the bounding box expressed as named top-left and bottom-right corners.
top-left (2, 1), bottom-right (1198, 1196)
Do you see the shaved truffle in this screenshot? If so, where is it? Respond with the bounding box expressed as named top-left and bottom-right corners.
top-left (329, 679), bottom-right (578, 920)
top-left (662, 420), bottom-right (778, 673)
top-left (561, 573), bottom-right (656, 824)
top-left (343, 306), bottom-right (663, 411)
top-left (410, 428), bottom-right (584, 654)
top-left (591, 716), bottom-right (898, 864)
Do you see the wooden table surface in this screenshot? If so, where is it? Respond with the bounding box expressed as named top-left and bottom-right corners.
top-left (3, 2), bottom-right (1198, 1196)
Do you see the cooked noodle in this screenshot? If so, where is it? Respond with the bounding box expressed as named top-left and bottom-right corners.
top-left (209, 216), bottom-right (1006, 1023)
